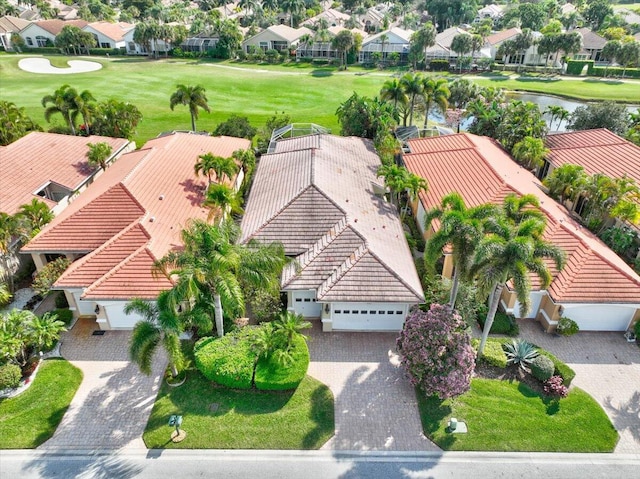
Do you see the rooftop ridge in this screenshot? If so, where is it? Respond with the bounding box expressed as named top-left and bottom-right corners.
top-left (316, 244), bottom-right (368, 300)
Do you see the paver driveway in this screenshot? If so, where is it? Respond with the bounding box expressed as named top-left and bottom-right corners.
top-left (40, 319), bottom-right (165, 450)
top-left (517, 319), bottom-right (640, 454)
top-left (307, 322), bottom-right (439, 452)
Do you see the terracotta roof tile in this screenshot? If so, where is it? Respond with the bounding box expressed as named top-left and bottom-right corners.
top-left (33, 19), bottom-right (87, 35)
top-left (404, 133), bottom-right (640, 304)
top-left (85, 21), bottom-right (134, 42)
top-left (486, 27), bottom-right (520, 46)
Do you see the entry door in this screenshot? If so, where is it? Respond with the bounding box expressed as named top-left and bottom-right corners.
top-left (73, 292), bottom-right (96, 315)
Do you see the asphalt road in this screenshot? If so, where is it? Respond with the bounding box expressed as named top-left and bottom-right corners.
top-left (1, 450), bottom-right (639, 479)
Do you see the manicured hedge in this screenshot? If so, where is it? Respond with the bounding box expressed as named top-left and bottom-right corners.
top-left (530, 354), bottom-right (555, 381)
top-left (254, 335), bottom-right (309, 390)
top-left (51, 308), bottom-right (73, 326)
top-left (591, 66), bottom-right (640, 79)
top-left (472, 338), bottom-right (507, 368)
top-left (566, 60), bottom-right (594, 75)
top-left (429, 59), bottom-right (450, 71)
top-left (194, 328), bottom-right (260, 389)
top-left (478, 311), bottom-right (519, 336)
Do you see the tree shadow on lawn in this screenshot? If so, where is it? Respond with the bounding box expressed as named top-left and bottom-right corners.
top-left (311, 69), bottom-right (333, 77)
top-left (302, 381), bottom-right (335, 449)
top-left (417, 393), bottom-right (456, 450)
top-left (582, 78), bottom-right (624, 85)
top-left (514, 76), bottom-right (561, 83)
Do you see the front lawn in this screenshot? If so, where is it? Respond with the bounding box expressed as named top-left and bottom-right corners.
top-left (143, 372), bottom-right (334, 449)
top-left (418, 378), bottom-right (618, 452)
top-left (0, 359), bottom-right (83, 449)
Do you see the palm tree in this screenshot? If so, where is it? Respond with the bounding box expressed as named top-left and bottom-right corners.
top-left (502, 193), bottom-right (546, 227)
top-left (331, 30), bottom-right (354, 70)
top-left (400, 72), bottom-right (423, 126)
top-left (280, 0), bottom-right (304, 27)
top-left (511, 136), bottom-right (549, 171)
top-left (71, 89), bottom-right (96, 135)
top-left (451, 34), bottom-right (472, 72)
top-left (472, 213), bottom-right (565, 356)
top-left (380, 78), bottom-right (408, 114)
top-left (194, 153), bottom-right (239, 185)
top-left (410, 23), bottom-right (436, 70)
top-left (376, 163), bottom-right (409, 206)
top-left (125, 291), bottom-right (185, 378)
top-left (203, 183), bottom-right (244, 221)
top-left (497, 39), bottom-right (518, 70)
top-left (0, 212), bottom-right (22, 291)
top-left (403, 173), bottom-right (428, 222)
top-left (424, 193), bottom-right (499, 307)
top-left (545, 105), bottom-right (569, 131)
top-left (421, 77), bottom-right (449, 130)
top-left (154, 220), bottom-right (286, 338)
top-left (272, 310), bottom-right (311, 350)
top-left (86, 141), bottom-right (113, 170)
top-left (18, 199), bottom-right (54, 238)
top-left (543, 164), bottom-right (587, 205)
top-left (169, 84), bottom-right (211, 132)
top-left (30, 312), bottom-right (66, 352)
top-left (41, 84), bottom-right (78, 135)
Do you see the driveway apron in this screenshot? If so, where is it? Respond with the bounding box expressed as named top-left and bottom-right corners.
top-left (40, 319), bottom-right (166, 450)
top-left (307, 323), bottom-right (440, 451)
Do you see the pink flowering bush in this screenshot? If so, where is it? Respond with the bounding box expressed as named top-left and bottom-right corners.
top-left (396, 304), bottom-right (475, 400)
top-left (543, 375), bottom-right (569, 398)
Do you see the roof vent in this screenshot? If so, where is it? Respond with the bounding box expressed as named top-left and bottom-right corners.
top-left (159, 195), bottom-right (165, 200)
top-left (354, 218), bottom-right (358, 223)
top-left (149, 217), bottom-right (156, 223)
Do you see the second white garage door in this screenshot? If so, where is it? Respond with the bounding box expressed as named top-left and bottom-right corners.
top-left (331, 303), bottom-right (408, 331)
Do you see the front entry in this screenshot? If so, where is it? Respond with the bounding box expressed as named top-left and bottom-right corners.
top-left (291, 290), bottom-right (322, 318)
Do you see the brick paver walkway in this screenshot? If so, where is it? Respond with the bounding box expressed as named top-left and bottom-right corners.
top-left (307, 323), bottom-right (440, 451)
top-left (40, 318), bottom-right (165, 450)
top-left (517, 319), bottom-right (640, 454)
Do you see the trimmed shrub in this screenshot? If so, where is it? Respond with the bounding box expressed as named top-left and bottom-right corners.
top-left (54, 292), bottom-right (69, 309)
top-left (429, 59), bottom-right (449, 71)
top-left (478, 311), bottom-right (519, 336)
top-left (194, 327), bottom-right (260, 389)
top-left (32, 257), bottom-right (71, 297)
top-left (556, 317), bottom-right (579, 336)
top-left (0, 363), bottom-right (22, 390)
top-left (472, 338), bottom-right (507, 368)
top-left (530, 354), bottom-right (555, 381)
top-left (566, 60), bottom-right (594, 75)
top-left (634, 320), bottom-right (640, 338)
top-left (254, 335), bottom-right (309, 390)
top-left (52, 308), bottom-right (73, 326)
top-left (543, 375), bottom-right (569, 398)
top-left (537, 349), bottom-right (576, 386)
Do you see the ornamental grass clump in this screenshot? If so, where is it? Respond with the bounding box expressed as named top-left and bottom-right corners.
top-left (503, 339), bottom-right (539, 371)
top-left (544, 375), bottom-right (569, 398)
top-left (397, 304), bottom-right (475, 400)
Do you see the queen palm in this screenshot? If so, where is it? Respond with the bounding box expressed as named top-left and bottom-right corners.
top-left (42, 84), bottom-right (78, 135)
top-left (403, 173), bottom-right (428, 222)
top-left (203, 183), bottom-right (243, 222)
top-left (170, 84), bottom-right (211, 132)
top-left (512, 136), bottom-right (549, 171)
top-left (421, 77), bottom-right (449, 130)
top-left (400, 72), bottom-right (423, 126)
top-left (543, 164), bottom-right (587, 205)
top-left (18, 199), bottom-right (54, 238)
top-left (71, 88), bottom-right (96, 135)
top-left (380, 78), bottom-right (408, 114)
top-left (424, 193), bottom-right (499, 308)
top-left (194, 153), bottom-right (239, 185)
top-left (377, 163), bottom-right (409, 206)
top-left (125, 290), bottom-right (185, 378)
top-left (545, 105), bottom-right (570, 131)
top-left (472, 215), bottom-right (565, 356)
top-left (154, 219), bottom-right (286, 338)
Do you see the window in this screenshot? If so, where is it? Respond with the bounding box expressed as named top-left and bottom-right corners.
top-left (26, 37), bottom-right (33, 46)
top-left (259, 41), bottom-right (268, 51)
top-left (36, 35), bottom-right (48, 47)
top-left (369, 311), bottom-right (376, 314)
top-left (378, 311), bottom-right (385, 314)
top-left (360, 310), bottom-right (367, 314)
top-left (303, 298), bottom-right (311, 302)
top-left (396, 311), bottom-right (403, 315)
top-left (343, 310), bottom-right (350, 314)
top-left (101, 42), bottom-right (110, 49)
top-left (295, 298), bottom-right (302, 302)
top-left (387, 311), bottom-right (394, 315)
top-left (312, 299), bottom-right (316, 302)
top-left (334, 310), bottom-right (342, 314)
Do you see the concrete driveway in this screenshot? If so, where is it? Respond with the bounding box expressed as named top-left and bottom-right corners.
top-left (307, 322), bottom-right (440, 452)
top-left (40, 319), bottom-right (166, 450)
top-left (517, 319), bottom-right (640, 454)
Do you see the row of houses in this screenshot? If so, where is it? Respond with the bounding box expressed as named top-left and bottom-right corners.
top-left (4, 125), bottom-right (639, 334)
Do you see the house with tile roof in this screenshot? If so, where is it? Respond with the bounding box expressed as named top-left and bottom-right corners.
top-left (403, 133), bottom-right (640, 332)
top-left (240, 134), bottom-right (424, 331)
top-left (0, 132), bottom-right (132, 217)
top-left (242, 24), bottom-right (313, 54)
top-left (21, 133), bottom-right (251, 330)
top-left (359, 27), bottom-right (413, 64)
top-left (574, 28), bottom-right (607, 62)
top-left (83, 21), bottom-right (134, 50)
top-left (0, 15), bottom-right (31, 51)
top-left (301, 8), bottom-right (351, 28)
top-left (295, 25), bottom-right (368, 61)
top-left (425, 26), bottom-right (491, 62)
top-left (18, 18), bottom-right (86, 47)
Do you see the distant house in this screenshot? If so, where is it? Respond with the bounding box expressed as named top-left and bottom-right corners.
top-left (574, 28), bottom-right (607, 62)
top-left (123, 25), bottom-right (171, 55)
top-left (424, 26), bottom-right (490, 62)
top-left (240, 133), bottom-right (424, 331)
top-left (0, 15), bottom-right (31, 51)
top-left (404, 133), bottom-right (640, 332)
top-left (21, 133), bottom-right (251, 330)
top-left (474, 4), bottom-right (504, 23)
top-left (181, 31), bottom-right (220, 53)
top-left (18, 18), bottom-right (87, 47)
top-left (358, 27), bottom-right (413, 64)
top-left (296, 26), bottom-right (367, 61)
top-left (487, 27), bottom-right (542, 65)
top-left (0, 132), bottom-right (132, 217)
top-left (83, 21), bottom-right (134, 50)
top-left (242, 24), bottom-right (312, 53)
top-left (358, 5), bottom-right (390, 33)
top-left (302, 8), bottom-right (351, 28)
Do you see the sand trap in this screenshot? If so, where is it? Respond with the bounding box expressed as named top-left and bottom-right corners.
top-left (18, 57), bottom-right (103, 74)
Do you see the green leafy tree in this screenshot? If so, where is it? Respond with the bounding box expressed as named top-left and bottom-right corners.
top-left (0, 213), bottom-right (22, 291)
top-left (32, 257), bottom-right (71, 297)
top-left (618, 41), bottom-right (640, 78)
top-left (410, 23), bottom-right (436, 70)
top-left (545, 105), bottom-right (570, 131)
top-left (169, 84), bottom-right (211, 132)
top-left (0, 101), bottom-right (41, 145)
top-left (517, 2), bottom-right (547, 31)
top-left (154, 219), bottom-right (286, 338)
top-left (195, 153), bottom-right (239, 185)
top-left (567, 101), bottom-right (630, 136)
top-left (601, 39), bottom-right (622, 76)
top-left (380, 78), bottom-right (408, 114)
top-left (91, 100), bottom-right (142, 139)
top-left (451, 34), bottom-right (473, 72)
top-left (376, 163), bottom-right (409, 206)
top-left (512, 136), bottom-right (549, 171)
top-left (30, 312), bottom-right (66, 352)
top-left (583, 0), bottom-right (613, 30)
top-left (86, 141), bottom-right (113, 170)
top-left (331, 29), bottom-right (354, 70)
top-left (496, 101), bottom-right (548, 153)
top-left (41, 84), bottom-right (79, 135)
top-left (18, 199), bottom-right (54, 238)
top-left (213, 114), bottom-right (257, 139)
top-left (280, 0), bottom-right (304, 27)
top-left (543, 164), bottom-right (587, 204)
top-left (421, 77), bottom-right (449, 130)
top-left (447, 78), bottom-right (480, 109)
top-left (125, 291), bottom-right (185, 378)
top-left (336, 93), bottom-right (396, 139)
top-left (400, 72), bottom-right (424, 126)
top-left (203, 183), bottom-right (243, 221)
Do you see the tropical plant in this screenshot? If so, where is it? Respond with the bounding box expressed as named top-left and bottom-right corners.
top-left (41, 84), bottom-right (79, 135)
top-left (380, 78), bottom-right (408, 114)
top-left (543, 164), bottom-right (587, 204)
top-left (203, 183), bottom-right (243, 221)
top-left (400, 72), bottom-right (424, 126)
top-left (169, 84), bottom-right (211, 132)
top-left (503, 339), bottom-right (539, 371)
top-left (556, 317), bottom-right (580, 336)
top-left (396, 304), bottom-right (475, 400)
top-left (331, 29), bottom-right (354, 70)
top-left (91, 99), bottom-right (142, 139)
top-left (599, 225), bottom-right (637, 256)
top-left (280, 0), bottom-right (304, 27)
top-left (0, 309), bottom-right (64, 365)
top-left (496, 101), bottom-right (548, 153)
top-left (403, 173), bottom-right (428, 221)
top-left (154, 219), bottom-right (286, 338)
top-left (545, 105), bottom-right (570, 131)
top-left (451, 34), bottom-right (473, 72)
top-left (17, 199), bottom-right (54, 238)
top-left (511, 136), bottom-right (549, 171)
top-left (267, 311), bottom-right (311, 366)
top-left (86, 141), bottom-right (113, 170)
top-left (567, 101), bottom-right (630, 136)
top-left (0, 213), bottom-right (22, 291)
top-left (30, 312), bottom-right (66, 351)
top-left (530, 354), bottom-right (556, 382)
top-left (543, 375), bottom-right (569, 398)
top-left (213, 114), bottom-right (257, 140)
top-left (0, 101), bottom-right (40, 146)
top-left (421, 77), bottom-right (449, 130)
top-left (410, 23), bottom-right (436, 70)
top-left (376, 163), bottom-right (408, 206)
top-left (336, 93), bottom-right (396, 139)
top-left (0, 363), bottom-right (22, 390)
top-left (0, 282), bottom-right (11, 307)
top-left (32, 257), bottom-right (71, 297)
top-left (195, 153), bottom-right (238, 185)
top-left (125, 291), bottom-right (185, 378)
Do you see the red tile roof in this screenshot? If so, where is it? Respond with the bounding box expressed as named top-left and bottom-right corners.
top-left (33, 19), bottom-right (88, 35)
top-left (85, 21), bottom-right (134, 42)
top-left (23, 133), bottom-right (250, 300)
top-left (486, 27), bottom-right (520, 46)
top-left (404, 133), bottom-right (640, 305)
top-left (0, 132), bottom-right (130, 215)
top-left (545, 129), bottom-right (640, 184)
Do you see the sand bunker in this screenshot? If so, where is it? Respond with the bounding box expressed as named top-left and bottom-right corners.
top-left (18, 57), bottom-right (103, 74)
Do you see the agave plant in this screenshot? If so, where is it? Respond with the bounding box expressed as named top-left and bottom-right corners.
top-left (503, 339), bottom-right (539, 371)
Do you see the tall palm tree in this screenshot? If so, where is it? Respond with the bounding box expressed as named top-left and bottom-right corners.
top-left (424, 193), bottom-right (499, 308)
top-left (154, 219), bottom-right (286, 338)
top-left (125, 291), bottom-right (185, 378)
top-left (380, 78), bottom-right (408, 114)
top-left (169, 84), bottom-right (211, 132)
top-left (0, 212), bottom-right (22, 291)
top-left (403, 173), bottom-right (428, 222)
top-left (545, 105), bottom-right (569, 131)
top-left (472, 214), bottom-right (565, 356)
top-left (400, 72), bottom-right (423, 126)
top-left (194, 153), bottom-right (239, 185)
top-left (376, 163), bottom-right (409, 206)
top-left (18, 199), bottom-right (54, 238)
top-left (280, 0), bottom-right (304, 27)
top-left (41, 84), bottom-right (78, 135)
top-left (421, 77), bottom-right (449, 130)
top-left (331, 30), bottom-right (354, 70)
top-left (71, 89), bottom-right (96, 135)
top-left (203, 183), bottom-right (244, 222)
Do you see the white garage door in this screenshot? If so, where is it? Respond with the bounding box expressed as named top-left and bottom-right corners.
top-left (332, 304), bottom-right (406, 331)
top-left (291, 290), bottom-right (322, 318)
top-left (565, 304), bottom-right (634, 331)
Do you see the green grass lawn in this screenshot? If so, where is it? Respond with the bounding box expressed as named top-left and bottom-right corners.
top-left (1, 55), bottom-right (639, 146)
top-left (418, 378), bottom-right (618, 452)
top-left (0, 359), bottom-right (83, 449)
top-left (143, 371), bottom-right (334, 449)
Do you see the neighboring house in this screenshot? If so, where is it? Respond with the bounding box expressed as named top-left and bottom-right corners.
top-left (18, 18), bottom-right (87, 47)
top-left (487, 27), bottom-right (543, 65)
top-left (0, 132), bottom-right (132, 217)
top-left (242, 24), bottom-right (312, 53)
top-left (302, 8), bottom-right (351, 28)
top-left (240, 133), bottom-right (424, 332)
top-left (358, 27), bottom-right (413, 64)
top-left (21, 133), bottom-right (251, 330)
top-left (181, 31), bottom-right (220, 53)
top-left (0, 15), bottom-right (31, 51)
top-left (52, 0), bottom-right (78, 20)
top-left (123, 25), bottom-right (170, 55)
top-left (474, 4), bottom-right (504, 23)
top-left (403, 133), bottom-right (640, 332)
top-left (425, 26), bottom-right (490, 62)
top-left (574, 28), bottom-right (607, 62)
top-left (560, 3), bottom-right (577, 16)
top-left (296, 25), bottom-right (367, 60)
top-left (358, 5), bottom-right (390, 33)
top-left (83, 21), bottom-right (134, 50)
